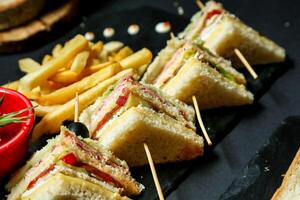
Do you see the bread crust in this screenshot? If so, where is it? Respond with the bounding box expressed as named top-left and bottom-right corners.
top-left (99, 106), bottom-right (204, 167)
top-left (22, 173), bottom-right (130, 200)
top-left (271, 148), bottom-right (300, 200)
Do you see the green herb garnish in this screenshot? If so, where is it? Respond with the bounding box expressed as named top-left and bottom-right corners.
top-left (0, 96), bottom-right (35, 127)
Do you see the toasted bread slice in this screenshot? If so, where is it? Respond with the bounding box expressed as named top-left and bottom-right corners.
top-left (99, 106), bottom-right (204, 167)
top-left (202, 13), bottom-right (285, 66)
top-left (162, 57), bottom-right (253, 109)
top-left (21, 173), bottom-right (130, 200)
top-left (272, 148), bottom-right (300, 200)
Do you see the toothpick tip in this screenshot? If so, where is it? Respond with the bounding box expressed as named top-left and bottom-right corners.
top-left (234, 48), bottom-right (258, 80)
top-left (196, 0), bottom-right (205, 10)
top-left (74, 92), bottom-right (79, 122)
top-left (143, 143), bottom-right (165, 200)
top-left (192, 95), bottom-right (212, 146)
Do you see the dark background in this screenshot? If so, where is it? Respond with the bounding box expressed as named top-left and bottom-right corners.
top-left (0, 0), bottom-right (299, 199)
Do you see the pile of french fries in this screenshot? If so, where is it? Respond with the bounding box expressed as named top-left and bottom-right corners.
top-left (2, 34), bottom-right (153, 141)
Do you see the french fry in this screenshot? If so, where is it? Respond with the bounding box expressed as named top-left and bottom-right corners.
top-left (86, 41), bottom-right (104, 66)
top-left (31, 86), bottom-right (41, 94)
top-left (52, 44), bottom-right (63, 57)
top-left (18, 58), bottom-right (41, 73)
top-left (38, 63), bottom-right (122, 105)
top-left (138, 64), bottom-right (148, 77)
top-left (1, 80), bottom-right (19, 90)
top-left (49, 70), bottom-right (79, 84)
top-left (91, 41), bottom-right (104, 58)
top-left (108, 56), bottom-right (115, 62)
top-left (70, 51), bottom-right (90, 73)
top-left (103, 41), bottom-right (124, 54)
top-left (19, 35), bottom-right (89, 92)
top-left (120, 48), bottom-right (152, 69)
top-left (31, 68), bottom-right (135, 141)
top-left (114, 46), bottom-right (134, 62)
top-left (38, 80), bottom-right (70, 95)
top-left (99, 50), bottom-right (108, 62)
top-left (42, 54), bottom-right (52, 65)
top-left (65, 59), bottom-right (74, 70)
top-left (99, 41), bottom-right (123, 62)
top-left (82, 61), bottom-right (114, 76)
top-left (31, 101), bottom-right (62, 117)
top-left (91, 58), bottom-right (101, 66)
top-left (18, 87), bottom-right (40, 100)
top-left (45, 81), bottom-right (67, 91)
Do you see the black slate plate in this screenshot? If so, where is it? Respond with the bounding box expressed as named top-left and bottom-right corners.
top-left (0, 6), bottom-right (290, 200)
top-left (220, 116), bottom-right (300, 200)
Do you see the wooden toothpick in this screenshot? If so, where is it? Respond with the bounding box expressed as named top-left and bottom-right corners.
top-left (143, 143), bottom-right (165, 200)
top-left (196, 0), bottom-right (205, 10)
top-left (192, 95), bottom-right (212, 146)
top-left (234, 48), bottom-right (258, 79)
top-left (74, 92), bottom-right (79, 122)
top-left (170, 32), bottom-right (175, 39)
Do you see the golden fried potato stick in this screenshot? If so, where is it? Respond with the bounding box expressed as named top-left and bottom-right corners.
top-left (98, 41), bottom-right (124, 62)
top-left (91, 41), bottom-right (104, 58)
top-left (18, 81), bottom-right (61, 99)
top-left (52, 44), bottom-right (63, 57)
top-left (36, 81), bottom-right (68, 96)
top-left (18, 87), bottom-right (40, 100)
top-left (1, 80), bottom-right (19, 90)
top-left (114, 46), bottom-right (134, 62)
top-left (82, 61), bottom-right (114, 76)
top-left (42, 54), bottom-right (52, 65)
top-left (120, 48), bottom-right (152, 69)
top-left (18, 58), bottom-right (41, 74)
top-left (49, 70), bottom-right (79, 84)
top-left (31, 101), bottom-right (62, 117)
top-left (108, 56), bottom-right (115, 62)
top-left (90, 58), bottom-right (101, 66)
top-left (19, 35), bottom-right (89, 92)
top-left (44, 81), bottom-right (67, 91)
top-left (85, 41), bottom-right (104, 66)
top-left (70, 51), bottom-right (90, 73)
top-left (31, 68), bottom-right (135, 141)
top-left (138, 64), bottom-right (148, 77)
top-left (37, 63), bottom-right (122, 105)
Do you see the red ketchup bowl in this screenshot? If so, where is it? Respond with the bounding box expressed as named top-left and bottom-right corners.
top-left (0, 87), bottom-right (34, 179)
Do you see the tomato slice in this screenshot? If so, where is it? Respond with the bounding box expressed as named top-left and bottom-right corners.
top-left (94, 88), bottom-right (130, 135)
top-left (60, 152), bottom-right (123, 188)
top-left (27, 164), bottom-right (55, 190)
top-left (78, 163), bottom-right (123, 188)
top-left (61, 153), bottom-right (77, 166)
top-left (205, 9), bottom-right (222, 23)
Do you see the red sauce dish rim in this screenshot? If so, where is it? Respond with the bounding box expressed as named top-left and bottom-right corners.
top-left (0, 87), bottom-right (34, 152)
